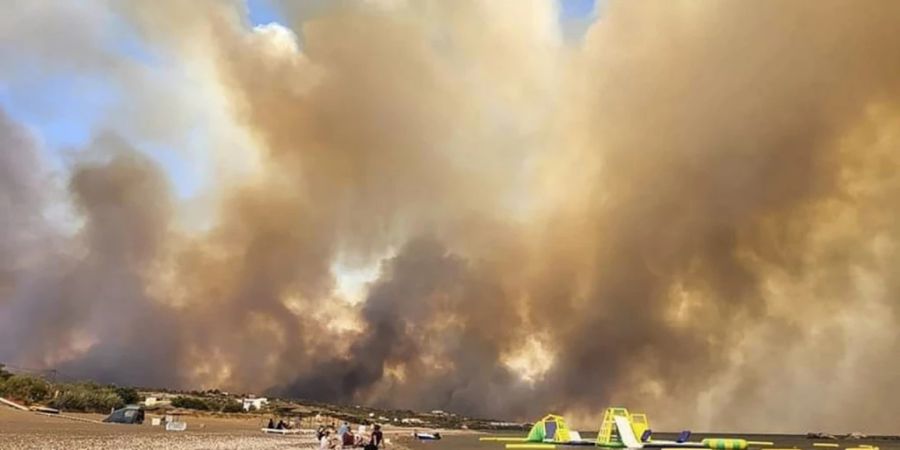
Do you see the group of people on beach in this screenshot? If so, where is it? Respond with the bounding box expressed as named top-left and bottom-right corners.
top-left (317, 422), bottom-right (384, 450)
top-left (266, 418), bottom-right (291, 430)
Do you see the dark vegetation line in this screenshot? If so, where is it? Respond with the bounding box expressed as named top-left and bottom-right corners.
top-left (0, 364), bottom-right (528, 430)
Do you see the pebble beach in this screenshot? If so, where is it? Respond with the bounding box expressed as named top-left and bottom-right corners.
top-left (0, 407), bottom-right (414, 450)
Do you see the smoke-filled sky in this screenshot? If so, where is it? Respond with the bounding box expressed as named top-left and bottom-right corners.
top-left (3, 0), bottom-right (900, 433)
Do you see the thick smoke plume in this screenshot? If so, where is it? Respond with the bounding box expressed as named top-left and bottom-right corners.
top-left (3, 0), bottom-right (900, 432)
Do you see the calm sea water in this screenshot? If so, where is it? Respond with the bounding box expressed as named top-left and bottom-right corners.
top-left (403, 432), bottom-right (900, 450)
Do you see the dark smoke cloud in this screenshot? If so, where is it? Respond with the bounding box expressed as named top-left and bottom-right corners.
top-left (282, 237), bottom-right (535, 418)
top-left (2, 0), bottom-right (900, 433)
top-left (0, 129), bottom-right (182, 387)
top-left (0, 110), bottom-right (49, 310)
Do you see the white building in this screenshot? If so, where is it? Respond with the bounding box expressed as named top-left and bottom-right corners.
top-left (401, 418), bottom-right (424, 424)
top-left (241, 397), bottom-right (268, 411)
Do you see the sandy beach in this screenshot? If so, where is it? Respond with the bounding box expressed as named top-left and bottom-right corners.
top-left (0, 407), bottom-right (421, 450)
top-left (4, 405), bottom-right (900, 450)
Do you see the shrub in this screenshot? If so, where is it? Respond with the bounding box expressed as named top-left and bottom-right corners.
top-left (113, 386), bottom-right (141, 405)
top-left (0, 375), bottom-right (51, 404)
top-left (171, 395), bottom-right (247, 413)
top-left (221, 400), bottom-right (244, 413)
top-left (170, 396), bottom-right (212, 411)
top-left (48, 382), bottom-right (126, 413)
top-left (0, 364), bottom-right (12, 381)
top-left (0, 370), bottom-right (155, 414)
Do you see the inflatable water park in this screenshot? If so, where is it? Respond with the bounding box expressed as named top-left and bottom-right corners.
top-left (479, 408), bottom-right (795, 450)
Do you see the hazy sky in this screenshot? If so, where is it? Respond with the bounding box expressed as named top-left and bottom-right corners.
top-left (0, 0), bottom-right (601, 198)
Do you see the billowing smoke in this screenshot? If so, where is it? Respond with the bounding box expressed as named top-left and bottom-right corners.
top-left (3, 0), bottom-right (900, 432)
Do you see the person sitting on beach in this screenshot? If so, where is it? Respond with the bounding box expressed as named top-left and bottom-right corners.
top-left (328, 429), bottom-right (344, 450)
top-left (343, 430), bottom-right (355, 448)
top-left (339, 422), bottom-right (349, 436)
top-left (276, 419), bottom-right (287, 430)
top-left (267, 418), bottom-right (276, 429)
top-left (317, 425), bottom-right (327, 440)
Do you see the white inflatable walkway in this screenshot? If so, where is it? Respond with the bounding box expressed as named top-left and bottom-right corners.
top-left (614, 415), bottom-right (643, 449)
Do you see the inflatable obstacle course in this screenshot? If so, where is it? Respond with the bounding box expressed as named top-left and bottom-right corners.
top-left (702, 439), bottom-right (749, 450)
top-left (597, 408), bottom-right (632, 447)
top-left (492, 407), bottom-right (770, 450)
top-left (528, 414), bottom-right (573, 443)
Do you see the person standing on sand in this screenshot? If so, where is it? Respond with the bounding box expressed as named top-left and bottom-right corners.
top-left (365, 424), bottom-right (384, 450)
top-left (320, 429), bottom-right (331, 450)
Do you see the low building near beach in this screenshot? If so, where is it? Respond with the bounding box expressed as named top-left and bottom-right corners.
top-left (241, 396), bottom-right (268, 411)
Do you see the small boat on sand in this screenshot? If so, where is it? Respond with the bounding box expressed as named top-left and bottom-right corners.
top-left (262, 427), bottom-right (302, 435)
top-left (414, 432), bottom-right (442, 440)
